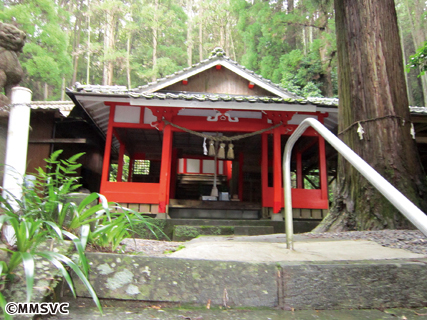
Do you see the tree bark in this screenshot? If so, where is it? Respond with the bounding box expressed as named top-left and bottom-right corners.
top-left (127, 35), bottom-right (131, 89)
top-left (86, 3), bottom-right (91, 85)
top-left (199, 14), bottom-right (203, 61)
top-left (315, 0), bottom-right (427, 232)
top-left (186, 0), bottom-right (193, 67)
top-left (152, 0), bottom-right (159, 82)
top-left (287, 0), bottom-right (296, 49)
top-left (72, 9), bottom-right (82, 85)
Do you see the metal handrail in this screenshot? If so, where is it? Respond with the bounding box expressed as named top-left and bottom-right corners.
top-left (282, 118), bottom-right (427, 249)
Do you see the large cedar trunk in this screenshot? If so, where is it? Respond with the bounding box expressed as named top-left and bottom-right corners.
top-left (315, 0), bottom-right (427, 232)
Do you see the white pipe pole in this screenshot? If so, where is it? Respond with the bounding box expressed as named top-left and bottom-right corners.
top-left (2, 87), bottom-right (32, 206)
top-left (283, 118), bottom-right (427, 249)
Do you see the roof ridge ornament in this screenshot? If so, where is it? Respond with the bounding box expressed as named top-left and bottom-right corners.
top-left (210, 47), bottom-right (226, 58)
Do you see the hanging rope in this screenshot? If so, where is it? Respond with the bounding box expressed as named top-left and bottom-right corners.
top-left (162, 119), bottom-right (283, 142)
top-left (338, 115), bottom-right (406, 136)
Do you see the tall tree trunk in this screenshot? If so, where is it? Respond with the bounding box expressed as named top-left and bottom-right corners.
top-left (72, 12), bottom-right (82, 85)
top-left (229, 25), bottom-right (237, 60)
top-left (220, 24), bottom-right (225, 49)
top-left (199, 15), bottom-right (203, 61)
top-left (103, 13), bottom-right (109, 85)
top-left (186, 0), bottom-right (193, 67)
top-left (152, 0), bottom-right (158, 82)
top-left (287, 0), bottom-right (296, 49)
top-left (61, 77), bottom-right (65, 101)
top-left (398, 22), bottom-right (414, 105)
top-left (44, 83), bottom-right (49, 100)
top-left (316, 0), bottom-right (427, 232)
top-left (107, 18), bottom-right (115, 85)
top-left (319, 30), bottom-right (333, 97)
top-left (225, 20), bottom-right (230, 56)
top-left (127, 35), bottom-right (131, 89)
top-left (86, 5), bottom-right (91, 85)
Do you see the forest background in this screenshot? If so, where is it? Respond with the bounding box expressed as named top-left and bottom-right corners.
top-left (0, 0), bottom-right (426, 105)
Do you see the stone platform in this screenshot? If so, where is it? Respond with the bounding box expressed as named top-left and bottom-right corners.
top-left (72, 234), bottom-right (427, 311)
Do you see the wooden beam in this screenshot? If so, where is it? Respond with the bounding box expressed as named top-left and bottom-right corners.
top-left (416, 136), bottom-right (427, 144)
top-left (411, 115), bottom-right (427, 124)
top-left (29, 138), bottom-right (87, 144)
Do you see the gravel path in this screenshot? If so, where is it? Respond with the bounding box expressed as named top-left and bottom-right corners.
top-left (120, 239), bottom-right (184, 256)
top-left (305, 229), bottom-right (427, 255)
top-left (120, 229), bottom-right (427, 257)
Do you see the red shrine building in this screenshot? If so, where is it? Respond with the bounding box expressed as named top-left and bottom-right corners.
top-left (67, 48), bottom-right (338, 220)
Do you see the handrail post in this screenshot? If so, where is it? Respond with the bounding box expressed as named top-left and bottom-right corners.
top-left (283, 118), bottom-right (427, 250)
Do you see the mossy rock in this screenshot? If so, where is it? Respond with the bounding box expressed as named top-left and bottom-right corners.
top-left (130, 219), bottom-right (169, 240)
top-left (172, 225), bottom-right (234, 241)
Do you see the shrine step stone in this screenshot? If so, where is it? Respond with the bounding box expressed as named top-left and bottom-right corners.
top-left (172, 224), bottom-right (275, 241)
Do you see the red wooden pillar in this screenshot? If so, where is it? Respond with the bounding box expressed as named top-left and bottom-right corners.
top-left (261, 133), bottom-right (268, 207)
top-left (170, 148), bottom-right (178, 199)
top-left (117, 143), bottom-right (126, 182)
top-left (319, 136), bottom-right (328, 201)
top-left (225, 161), bottom-right (232, 186)
top-left (296, 151), bottom-right (303, 189)
top-left (158, 125), bottom-right (173, 213)
top-left (100, 105), bottom-right (115, 194)
top-left (238, 152), bottom-right (244, 201)
top-left (273, 127), bottom-right (282, 214)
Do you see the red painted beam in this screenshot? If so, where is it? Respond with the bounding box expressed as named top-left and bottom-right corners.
top-left (101, 181), bottom-right (159, 204)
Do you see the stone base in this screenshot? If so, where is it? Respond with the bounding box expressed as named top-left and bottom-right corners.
top-left (271, 213), bottom-right (284, 221)
top-left (155, 212), bottom-right (170, 219)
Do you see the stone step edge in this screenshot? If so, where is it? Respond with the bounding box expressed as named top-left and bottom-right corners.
top-left (73, 253), bottom-right (427, 310)
top-left (172, 225), bottom-right (275, 241)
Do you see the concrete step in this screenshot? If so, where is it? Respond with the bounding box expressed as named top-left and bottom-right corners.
top-left (169, 208), bottom-right (260, 219)
top-left (132, 219), bottom-right (320, 240)
top-left (73, 252), bottom-right (427, 310)
top-left (172, 225), bottom-right (275, 241)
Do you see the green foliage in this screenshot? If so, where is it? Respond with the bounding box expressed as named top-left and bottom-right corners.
top-left (0, 213), bottom-right (102, 317)
top-left (0, 150), bottom-right (165, 317)
top-left (407, 41), bottom-right (427, 76)
top-left (1, 0), bottom-right (72, 100)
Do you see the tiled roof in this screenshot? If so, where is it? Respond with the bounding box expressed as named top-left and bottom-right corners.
top-left (72, 83), bottom-right (340, 108)
top-left (30, 101), bottom-right (74, 116)
top-left (409, 106), bottom-right (427, 115)
top-left (0, 100), bottom-right (74, 116)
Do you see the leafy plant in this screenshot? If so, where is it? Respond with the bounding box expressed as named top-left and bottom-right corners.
top-left (0, 213), bottom-right (102, 318)
top-left (89, 205), bottom-right (168, 252)
top-left (407, 41), bottom-right (427, 76)
top-left (0, 150), bottom-right (167, 318)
